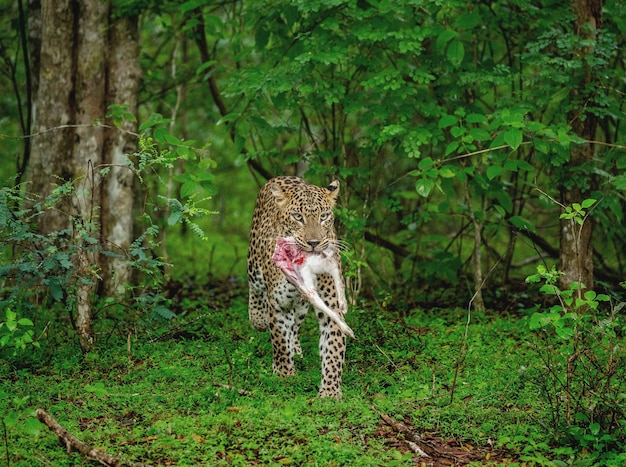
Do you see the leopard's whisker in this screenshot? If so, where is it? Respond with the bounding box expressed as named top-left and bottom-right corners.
top-left (329, 239), bottom-right (351, 251)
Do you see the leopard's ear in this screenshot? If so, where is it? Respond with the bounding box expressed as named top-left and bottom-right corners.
top-left (270, 181), bottom-right (288, 208)
top-left (326, 180), bottom-right (340, 204)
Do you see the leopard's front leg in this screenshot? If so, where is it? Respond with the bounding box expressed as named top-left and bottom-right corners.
top-left (268, 304), bottom-right (297, 377)
top-left (317, 316), bottom-right (346, 399)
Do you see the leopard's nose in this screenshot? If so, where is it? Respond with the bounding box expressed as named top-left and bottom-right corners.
top-left (307, 240), bottom-right (320, 249)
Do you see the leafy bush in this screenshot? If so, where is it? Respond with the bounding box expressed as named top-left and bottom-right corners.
top-left (0, 308), bottom-right (39, 354)
top-left (0, 111), bottom-right (215, 352)
top-left (525, 264), bottom-right (626, 460)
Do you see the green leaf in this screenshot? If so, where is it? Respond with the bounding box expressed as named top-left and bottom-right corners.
top-left (439, 166), bottom-right (456, 178)
top-left (168, 210), bottom-right (183, 226)
top-left (445, 141), bottom-right (459, 156)
top-left (555, 325), bottom-right (574, 339)
top-left (504, 129), bottom-right (523, 150)
top-left (469, 127), bottom-right (491, 141)
top-left (436, 29), bottom-right (457, 54)
top-left (418, 157), bottom-right (434, 170)
top-left (581, 198), bottom-right (596, 209)
top-left (486, 165), bottom-right (503, 180)
top-left (529, 312), bottom-right (546, 330)
top-left (611, 174), bottom-right (626, 190)
top-left (255, 26), bottom-right (270, 49)
top-left (176, 146), bottom-right (191, 159)
top-left (535, 139), bottom-right (549, 154)
top-left (589, 423), bottom-right (601, 436)
top-left (454, 12), bottom-right (481, 29)
top-left (85, 382), bottom-right (108, 398)
top-left (450, 126), bottom-right (466, 138)
top-left (139, 113), bottom-right (171, 131)
top-left (17, 318), bottom-right (34, 327)
top-left (557, 130), bottom-right (571, 147)
top-left (415, 178), bottom-right (435, 198)
top-left (153, 127), bottom-right (170, 144)
top-left (495, 191), bottom-right (513, 213)
top-left (180, 181), bottom-right (197, 199)
top-left (583, 290), bottom-right (596, 301)
top-left (438, 115), bottom-right (457, 129)
top-left (540, 284), bottom-right (560, 295)
top-left (509, 215), bottom-right (536, 233)
top-left (447, 40), bottom-right (465, 68)
top-left (153, 305), bottom-right (177, 320)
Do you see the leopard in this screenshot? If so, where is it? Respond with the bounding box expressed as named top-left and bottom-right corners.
top-left (247, 176), bottom-right (348, 399)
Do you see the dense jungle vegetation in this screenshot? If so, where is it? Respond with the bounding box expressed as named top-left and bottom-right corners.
top-left (1, 0), bottom-right (625, 465)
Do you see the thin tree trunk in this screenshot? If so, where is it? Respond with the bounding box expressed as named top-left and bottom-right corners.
top-left (464, 181), bottom-right (485, 312)
top-left (560, 0), bottom-right (603, 291)
top-left (71, 0), bottom-right (108, 352)
top-left (100, 12), bottom-right (141, 297)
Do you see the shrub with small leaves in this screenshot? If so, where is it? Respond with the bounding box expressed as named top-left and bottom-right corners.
top-left (525, 265), bottom-right (626, 459)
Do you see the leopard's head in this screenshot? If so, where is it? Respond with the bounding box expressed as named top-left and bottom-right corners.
top-left (271, 179), bottom-right (339, 253)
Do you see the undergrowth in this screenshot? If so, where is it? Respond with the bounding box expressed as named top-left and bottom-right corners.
top-left (3, 284), bottom-right (624, 466)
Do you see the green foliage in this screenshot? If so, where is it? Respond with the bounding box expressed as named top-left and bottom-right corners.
top-left (187, 0), bottom-right (624, 295)
top-left (0, 108), bottom-right (217, 352)
top-left (0, 182), bottom-right (101, 316)
top-left (132, 111), bottom-right (218, 241)
top-left (0, 296), bottom-right (585, 465)
top-left (2, 0), bottom-right (626, 292)
top-left (525, 264), bottom-right (626, 458)
top-left (3, 292), bottom-right (624, 465)
top-left (105, 103), bottom-right (137, 128)
top-left (0, 308), bottom-right (39, 353)
top-left (559, 198), bottom-right (596, 226)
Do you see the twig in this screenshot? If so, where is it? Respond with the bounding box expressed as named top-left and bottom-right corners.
top-left (374, 344), bottom-right (398, 370)
top-left (36, 409), bottom-right (151, 467)
top-left (407, 441), bottom-right (430, 457)
top-left (36, 409), bottom-right (120, 466)
top-left (371, 406), bottom-right (468, 464)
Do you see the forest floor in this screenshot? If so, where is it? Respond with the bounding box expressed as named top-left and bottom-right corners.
top-left (1, 278), bottom-right (622, 466)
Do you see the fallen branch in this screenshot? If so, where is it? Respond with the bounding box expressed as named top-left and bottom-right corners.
top-left (371, 406), bottom-right (468, 464)
top-left (36, 408), bottom-right (120, 466)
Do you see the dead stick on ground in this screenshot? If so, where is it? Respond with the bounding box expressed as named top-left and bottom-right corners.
top-left (36, 408), bottom-right (121, 467)
top-left (371, 406), bottom-right (467, 464)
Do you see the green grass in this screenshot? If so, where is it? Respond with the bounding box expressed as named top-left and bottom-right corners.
top-left (1, 293), bottom-right (624, 466)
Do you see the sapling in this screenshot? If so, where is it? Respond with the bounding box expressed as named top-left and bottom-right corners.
top-left (272, 237), bottom-right (354, 339)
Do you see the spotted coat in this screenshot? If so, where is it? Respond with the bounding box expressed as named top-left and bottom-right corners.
top-left (247, 176), bottom-right (347, 399)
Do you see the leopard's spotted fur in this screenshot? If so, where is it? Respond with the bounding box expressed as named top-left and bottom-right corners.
top-left (247, 176), bottom-right (347, 399)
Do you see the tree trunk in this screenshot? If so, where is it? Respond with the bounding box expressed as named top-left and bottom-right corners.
top-left (27, 0), bottom-right (140, 352)
top-left (100, 14), bottom-right (141, 297)
top-left (28, 0), bottom-right (75, 233)
top-left (560, 0), bottom-right (603, 291)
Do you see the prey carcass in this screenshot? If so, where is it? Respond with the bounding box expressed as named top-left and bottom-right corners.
top-left (272, 237), bottom-right (354, 339)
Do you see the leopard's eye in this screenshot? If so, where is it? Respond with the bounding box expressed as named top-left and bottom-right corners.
top-left (320, 212), bottom-right (331, 222)
top-left (291, 213), bottom-right (304, 222)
